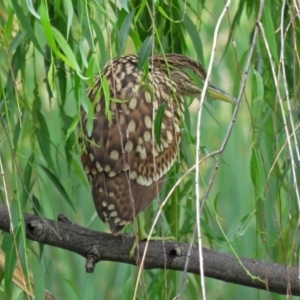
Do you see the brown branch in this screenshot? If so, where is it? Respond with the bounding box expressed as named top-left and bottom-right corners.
top-left (0, 204), bottom-right (298, 296)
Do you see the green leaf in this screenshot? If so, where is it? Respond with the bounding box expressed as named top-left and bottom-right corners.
top-left (39, 1), bottom-right (58, 54)
top-left (35, 111), bottom-right (55, 171)
top-left (24, 153), bottom-right (34, 189)
top-left (51, 27), bottom-right (87, 79)
top-left (183, 68), bottom-right (204, 89)
top-left (118, 10), bottom-right (135, 57)
top-left (63, 0), bottom-right (73, 39)
top-left (235, 212), bottom-right (255, 240)
top-left (12, 109), bottom-right (23, 150)
top-left (255, 196), bottom-right (265, 241)
top-left (47, 59), bottom-right (57, 98)
top-left (31, 253), bottom-right (45, 300)
top-left (21, 153), bottom-right (35, 206)
top-left (102, 76), bottom-right (113, 123)
top-left (90, 18), bottom-right (106, 67)
top-left (129, 29), bottom-right (142, 51)
top-left (250, 147), bottom-right (264, 198)
top-left (78, 82), bottom-right (94, 137)
top-left (39, 164), bottom-right (75, 211)
top-left (3, 234), bottom-right (16, 300)
top-left (79, 39), bottom-right (88, 68)
top-left (213, 193), bottom-right (220, 213)
top-left (252, 68), bottom-right (264, 101)
top-left (137, 36), bottom-right (153, 70)
top-left (157, 5), bottom-right (178, 22)
top-left (262, 4), bottom-right (278, 63)
top-left (154, 103), bottom-right (166, 149)
top-left (118, 0), bottom-right (129, 12)
top-left (25, 0), bottom-right (40, 19)
top-left (66, 116), bottom-right (79, 141)
top-left (32, 194), bottom-right (41, 215)
top-left (11, 0), bottom-right (43, 54)
top-left (183, 14), bottom-right (204, 64)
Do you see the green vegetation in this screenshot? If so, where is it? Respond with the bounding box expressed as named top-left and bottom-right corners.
top-left (0, 0), bottom-right (299, 299)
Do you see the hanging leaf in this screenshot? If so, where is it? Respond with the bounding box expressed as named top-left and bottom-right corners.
top-left (137, 36), bottom-right (153, 70)
top-left (11, 0), bottom-right (43, 54)
top-left (262, 3), bottom-right (278, 63)
top-left (118, 10), bottom-right (135, 57)
top-left (183, 14), bottom-right (204, 64)
top-left (35, 111), bottom-right (55, 172)
top-left (154, 103), bottom-right (166, 149)
top-left (39, 165), bottom-right (75, 211)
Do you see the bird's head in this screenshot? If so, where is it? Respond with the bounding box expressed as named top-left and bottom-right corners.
top-left (153, 54), bottom-right (237, 104)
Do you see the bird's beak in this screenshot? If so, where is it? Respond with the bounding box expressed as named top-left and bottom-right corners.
top-left (207, 83), bottom-right (237, 104)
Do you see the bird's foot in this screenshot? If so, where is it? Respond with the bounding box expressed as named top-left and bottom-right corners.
top-left (129, 216), bottom-right (175, 257)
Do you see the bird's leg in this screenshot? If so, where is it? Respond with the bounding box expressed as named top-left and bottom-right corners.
top-left (129, 214), bottom-right (176, 257)
top-left (136, 213), bottom-right (148, 240)
top-left (129, 215), bottom-right (147, 258)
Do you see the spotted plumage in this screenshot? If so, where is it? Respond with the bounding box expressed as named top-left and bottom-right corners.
top-left (80, 54), bottom-right (236, 234)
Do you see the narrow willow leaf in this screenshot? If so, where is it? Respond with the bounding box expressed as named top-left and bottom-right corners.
top-left (118, 10), bottom-right (135, 57)
top-left (250, 147), bottom-right (264, 198)
top-left (183, 14), bottom-right (204, 64)
top-left (79, 39), bottom-right (88, 68)
top-left (36, 111), bottom-right (55, 171)
top-left (183, 68), bottom-right (204, 89)
top-left (262, 4), bottom-right (278, 63)
top-left (26, 0), bottom-right (40, 19)
top-left (250, 147), bottom-right (259, 191)
top-left (51, 27), bottom-right (86, 78)
top-left (87, 56), bottom-right (95, 86)
top-left (39, 1), bottom-right (58, 54)
top-left (47, 60), bottom-right (57, 98)
top-left (222, 0), bottom-right (245, 57)
top-left (63, 0), bottom-right (73, 39)
top-left (5, 8), bottom-right (14, 38)
top-left (119, 0), bottom-right (129, 12)
top-left (4, 234), bottom-right (16, 299)
top-left (12, 109), bottom-right (23, 150)
top-left (39, 165), bottom-right (75, 211)
top-left (157, 5), bottom-right (178, 22)
top-left (252, 68), bottom-right (264, 101)
top-left (72, 157), bottom-right (90, 188)
top-left (130, 29), bottom-right (142, 51)
top-left (31, 194), bottom-right (41, 215)
top-left (62, 113), bottom-right (77, 168)
top-left (90, 18), bottom-right (106, 67)
top-left (213, 193), bottom-right (220, 213)
top-left (233, 50), bottom-right (248, 96)
top-left (66, 116), bottom-right (79, 141)
top-left (24, 153), bottom-right (34, 189)
top-left (11, 0), bottom-right (43, 54)
top-left (235, 212), bottom-right (254, 239)
top-left (102, 77), bottom-right (112, 123)
top-left (79, 85), bottom-right (94, 137)
top-left (154, 103), bottom-right (166, 148)
top-left (137, 36), bottom-right (153, 70)
top-left (134, 0), bottom-right (146, 22)
top-left (255, 196), bottom-right (265, 240)
top-left (21, 153), bottom-right (35, 206)
top-left (31, 256), bottom-right (44, 300)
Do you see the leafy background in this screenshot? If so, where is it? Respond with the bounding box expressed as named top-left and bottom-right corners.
top-left (0, 0), bottom-right (299, 299)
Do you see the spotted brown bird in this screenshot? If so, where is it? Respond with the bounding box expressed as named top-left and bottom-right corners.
top-left (80, 54), bottom-right (236, 235)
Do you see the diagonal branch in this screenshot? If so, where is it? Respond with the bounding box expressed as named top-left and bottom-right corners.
top-left (0, 204), bottom-right (298, 296)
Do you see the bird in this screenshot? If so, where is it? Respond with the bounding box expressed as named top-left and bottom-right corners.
top-left (80, 54), bottom-right (236, 235)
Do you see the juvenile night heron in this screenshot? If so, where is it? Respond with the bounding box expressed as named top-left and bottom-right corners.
top-left (80, 54), bottom-right (236, 234)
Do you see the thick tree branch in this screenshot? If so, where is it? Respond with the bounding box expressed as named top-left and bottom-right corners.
top-left (0, 204), bottom-right (298, 296)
